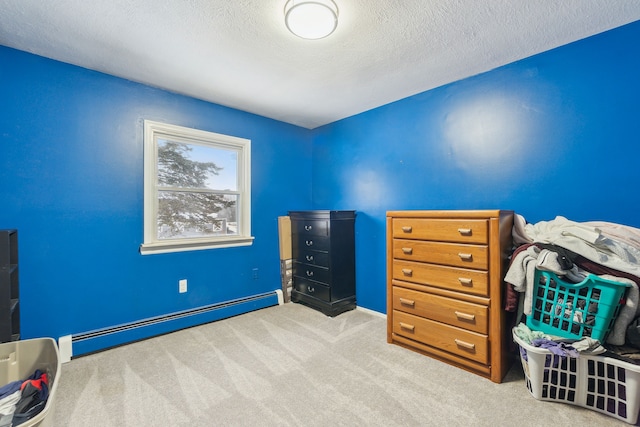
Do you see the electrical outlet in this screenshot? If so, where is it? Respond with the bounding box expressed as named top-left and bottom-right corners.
top-left (179, 279), bottom-right (187, 293)
top-left (252, 268), bottom-right (259, 280)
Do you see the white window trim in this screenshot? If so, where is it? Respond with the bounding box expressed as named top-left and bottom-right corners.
top-left (140, 120), bottom-right (253, 255)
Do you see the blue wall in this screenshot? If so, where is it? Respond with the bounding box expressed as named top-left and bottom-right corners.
top-left (312, 21), bottom-right (640, 313)
top-left (2, 20), bottom-right (639, 346)
top-left (0, 47), bottom-right (313, 349)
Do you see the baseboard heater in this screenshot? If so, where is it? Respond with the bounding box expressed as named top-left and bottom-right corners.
top-left (68, 290), bottom-right (282, 358)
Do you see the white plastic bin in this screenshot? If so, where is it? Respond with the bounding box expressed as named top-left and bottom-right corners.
top-left (0, 338), bottom-right (61, 427)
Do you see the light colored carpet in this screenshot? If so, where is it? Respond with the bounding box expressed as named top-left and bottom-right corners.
top-left (53, 303), bottom-right (627, 426)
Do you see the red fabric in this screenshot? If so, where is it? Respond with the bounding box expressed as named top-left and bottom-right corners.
top-left (21, 373), bottom-right (48, 391)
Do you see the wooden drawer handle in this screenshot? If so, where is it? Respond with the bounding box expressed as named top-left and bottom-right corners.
top-left (458, 228), bottom-right (472, 236)
top-left (458, 253), bottom-right (473, 261)
top-left (401, 268), bottom-right (413, 276)
top-left (401, 247), bottom-right (413, 254)
top-left (399, 297), bottom-right (415, 308)
top-left (455, 311), bottom-right (476, 321)
top-left (399, 322), bottom-right (415, 332)
top-left (455, 339), bottom-right (476, 350)
top-left (401, 226), bottom-right (413, 233)
top-left (458, 277), bottom-right (473, 286)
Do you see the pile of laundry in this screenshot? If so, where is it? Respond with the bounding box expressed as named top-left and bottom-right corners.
top-left (513, 323), bottom-right (606, 360)
top-left (505, 215), bottom-right (640, 361)
top-left (0, 370), bottom-right (49, 427)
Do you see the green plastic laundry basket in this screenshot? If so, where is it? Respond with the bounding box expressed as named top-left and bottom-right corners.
top-left (526, 269), bottom-right (630, 342)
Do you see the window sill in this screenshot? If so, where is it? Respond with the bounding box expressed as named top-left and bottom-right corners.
top-left (140, 236), bottom-right (254, 255)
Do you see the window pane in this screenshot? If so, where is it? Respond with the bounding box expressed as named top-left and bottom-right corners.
top-left (157, 139), bottom-right (238, 191)
top-left (157, 191), bottom-right (238, 239)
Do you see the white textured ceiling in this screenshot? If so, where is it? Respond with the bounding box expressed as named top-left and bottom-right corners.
top-left (1, 1), bottom-right (639, 129)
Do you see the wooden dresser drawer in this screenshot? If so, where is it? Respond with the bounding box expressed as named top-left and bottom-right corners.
top-left (392, 286), bottom-right (488, 334)
top-left (392, 218), bottom-right (488, 244)
top-left (392, 310), bottom-right (489, 365)
top-left (393, 239), bottom-right (488, 270)
top-left (392, 260), bottom-right (489, 296)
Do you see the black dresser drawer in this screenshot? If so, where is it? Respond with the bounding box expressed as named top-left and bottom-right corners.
top-left (293, 262), bottom-right (330, 284)
top-left (296, 249), bottom-right (330, 267)
top-left (293, 278), bottom-right (331, 302)
top-left (292, 219), bottom-right (329, 237)
top-left (292, 234), bottom-right (330, 253)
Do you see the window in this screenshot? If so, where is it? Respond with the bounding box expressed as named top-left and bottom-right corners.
top-left (140, 120), bottom-right (252, 254)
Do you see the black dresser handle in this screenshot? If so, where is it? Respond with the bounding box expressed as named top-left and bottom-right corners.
top-left (305, 240), bottom-right (313, 246)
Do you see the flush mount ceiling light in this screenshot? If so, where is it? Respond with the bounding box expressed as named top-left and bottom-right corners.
top-left (284, 0), bottom-right (339, 40)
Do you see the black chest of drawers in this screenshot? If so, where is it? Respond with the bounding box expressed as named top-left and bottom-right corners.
top-left (289, 210), bottom-right (356, 317)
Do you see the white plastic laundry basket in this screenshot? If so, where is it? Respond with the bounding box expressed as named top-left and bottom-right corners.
top-left (513, 330), bottom-right (640, 424)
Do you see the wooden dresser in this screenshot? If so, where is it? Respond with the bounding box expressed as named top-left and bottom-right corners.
top-left (386, 210), bottom-right (513, 383)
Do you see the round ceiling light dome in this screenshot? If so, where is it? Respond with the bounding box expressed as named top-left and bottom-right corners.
top-left (284, 0), bottom-right (339, 40)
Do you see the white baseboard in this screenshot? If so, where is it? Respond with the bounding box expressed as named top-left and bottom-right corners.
top-left (356, 305), bottom-right (386, 319)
